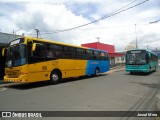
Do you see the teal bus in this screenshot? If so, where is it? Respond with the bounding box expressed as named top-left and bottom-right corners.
top-left (126, 49), bottom-right (158, 74)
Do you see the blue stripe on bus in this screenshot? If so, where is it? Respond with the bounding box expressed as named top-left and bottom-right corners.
top-left (85, 60), bottom-right (110, 75)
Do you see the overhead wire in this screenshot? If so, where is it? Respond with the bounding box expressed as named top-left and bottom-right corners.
top-left (39, 0), bottom-right (149, 35)
top-left (40, 0), bottom-right (138, 34)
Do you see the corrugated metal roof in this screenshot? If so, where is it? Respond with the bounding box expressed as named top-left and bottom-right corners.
top-left (0, 32), bottom-right (21, 43)
top-left (81, 42), bottom-right (115, 53)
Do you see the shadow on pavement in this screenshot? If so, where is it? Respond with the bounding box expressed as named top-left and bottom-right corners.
top-left (125, 71), bottom-right (155, 76)
top-left (6, 74), bottom-right (107, 90)
top-left (130, 81), bottom-right (160, 90)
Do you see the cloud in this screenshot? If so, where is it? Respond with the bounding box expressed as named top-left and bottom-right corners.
top-left (10, 3), bottom-right (96, 44)
top-left (0, 0), bottom-right (160, 51)
top-left (0, 0), bottom-right (106, 4)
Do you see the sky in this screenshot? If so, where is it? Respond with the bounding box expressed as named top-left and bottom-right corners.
top-left (0, 0), bottom-right (160, 51)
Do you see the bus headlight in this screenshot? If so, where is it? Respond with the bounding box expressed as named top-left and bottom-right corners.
top-left (18, 73), bottom-right (26, 77)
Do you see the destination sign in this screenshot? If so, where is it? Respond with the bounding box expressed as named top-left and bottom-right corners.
top-left (129, 50), bottom-right (146, 54)
top-left (131, 51), bottom-right (141, 54)
top-left (10, 38), bottom-right (24, 46)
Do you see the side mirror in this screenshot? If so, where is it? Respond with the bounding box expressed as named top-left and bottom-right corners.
top-left (2, 48), bottom-right (6, 56)
top-left (32, 43), bottom-right (36, 51)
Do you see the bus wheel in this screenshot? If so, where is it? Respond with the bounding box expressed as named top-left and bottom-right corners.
top-left (95, 68), bottom-right (100, 76)
top-left (149, 67), bottom-right (151, 73)
top-left (155, 66), bottom-right (157, 72)
top-left (50, 71), bottom-right (61, 84)
top-left (130, 72), bottom-right (133, 75)
top-left (147, 67), bottom-right (151, 75)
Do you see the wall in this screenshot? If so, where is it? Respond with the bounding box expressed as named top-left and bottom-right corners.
top-left (81, 42), bottom-right (115, 53)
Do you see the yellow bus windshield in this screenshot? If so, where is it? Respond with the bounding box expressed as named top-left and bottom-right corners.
top-left (6, 44), bottom-right (27, 67)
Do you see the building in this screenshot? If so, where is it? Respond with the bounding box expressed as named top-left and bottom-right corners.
top-left (81, 42), bottom-right (125, 67)
top-left (0, 32), bottom-right (21, 43)
top-left (125, 44), bottom-right (136, 51)
top-left (114, 51), bottom-right (125, 65)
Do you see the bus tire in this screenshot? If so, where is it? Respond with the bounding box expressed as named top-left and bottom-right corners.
top-left (50, 70), bottom-right (61, 84)
top-left (155, 66), bottom-right (157, 72)
top-left (130, 72), bottom-right (133, 75)
top-left (95, 68), bottom-right (100, 76)
top-left (149, 66), bottom-right (151, 73)
top-left (147, 67), bottom-right (151, 75)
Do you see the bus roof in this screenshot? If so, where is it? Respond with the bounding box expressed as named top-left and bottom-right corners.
top-left (126, 49), bottom-right (158, 56)
top-left (90, 48), bottom-right (107, 52)
top-left (16, 36), bottom-right (108, 53)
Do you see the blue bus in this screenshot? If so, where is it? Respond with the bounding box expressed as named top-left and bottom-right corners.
top-left (126, 49), bottom-right (158, 74)
top-left (85, 48), bottom-right (110, 76)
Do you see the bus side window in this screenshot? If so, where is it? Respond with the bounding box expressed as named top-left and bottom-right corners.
top-left (93, 51), bottom-right (99, 60)
top-left (33, 43), bottom-right (46, 58)
top-left (85, 50), bottom-right (93, 60)
top-left (46, 44), bottom-right (62, 58)
top-left (106, 53), bottom-right (109, 60)
top-left (62, 46), bottom-right (69, 58)
top-left (54, 44), bottom-right (62, 58)
top-left (76, 48), bottom-right (85, 59)
top-left (46, 44), bottom-right (54, 58)
top-left (100, 52), bottom-right (108, 60)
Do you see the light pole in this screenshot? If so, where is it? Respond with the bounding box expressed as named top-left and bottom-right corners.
top-left (149, 19), bottom-right (160, 24)
top-left (148, 19), bottom-right (160, 50)
top-left (35, 29), bottom-right (39, 38)
top-left (13, 28), bottom-right (22, 39)
top-left (13, 29), bottom-right (21, 35)
top-left (135, 24), bottom-right (138, 49)
top-left (97, 37), bottom-right (100, 42)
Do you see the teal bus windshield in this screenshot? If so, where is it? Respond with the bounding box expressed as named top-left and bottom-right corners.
top-left (126, 49), bottom-right (158, 73)
top-left (126, 50), bottom-right (147, 65)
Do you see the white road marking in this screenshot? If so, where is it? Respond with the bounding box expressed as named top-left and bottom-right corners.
top-left (0, 87), bottom-right (7, 91)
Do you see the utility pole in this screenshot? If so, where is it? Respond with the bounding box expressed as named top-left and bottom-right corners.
top-left (13, 30), bottom-right (15, 35)
top-left (97, 37), bottom-right (100, 42)
top-left (35, 29), bottom-right (39, 38)
top-left (149, 19), bottom-right (160, 24)
top-left (13, 28), bottom-right (21, 39)
top-left (135, 24), bottom-right (138, 49)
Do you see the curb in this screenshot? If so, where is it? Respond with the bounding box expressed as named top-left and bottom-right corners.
top-left (110, 66), bottom-right (125, 70)
top-left (107, 67), bottom-right (125, 74)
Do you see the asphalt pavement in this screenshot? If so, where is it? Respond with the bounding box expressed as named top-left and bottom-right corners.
top-left (0, 66), bottom-right (160, 120)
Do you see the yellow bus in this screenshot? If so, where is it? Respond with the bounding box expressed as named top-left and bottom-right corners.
top-left (3, 36), bottom-right (110, 84)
